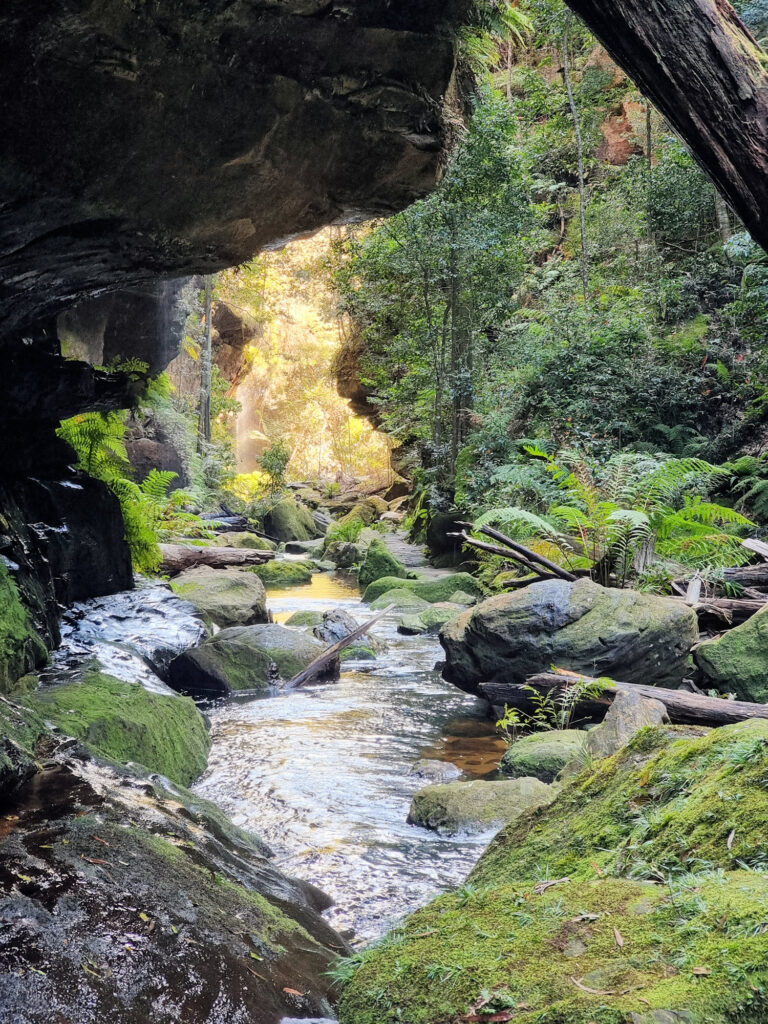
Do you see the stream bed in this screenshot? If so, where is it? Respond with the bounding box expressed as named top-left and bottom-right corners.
top-left (194, 573), bottom-right (505, 943)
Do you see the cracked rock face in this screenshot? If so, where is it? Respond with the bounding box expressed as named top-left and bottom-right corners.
top-left (0, 0), bottom-right (466, 336)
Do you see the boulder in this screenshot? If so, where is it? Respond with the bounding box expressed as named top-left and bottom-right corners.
top-left (397, 603), bottom-right (465, 636)
top-left (408, 759), bottom-right (462, 784)
top-left (0, 560), bottom-right (48, 695)
top-left (694, 603), bottom-right (768, 702)
top-left (407, 777), bottom-right (554, 835)
top-left (358, 537), bottom-right (408, 591)
top-left (323, 540), bottom-right (362, 568)
top-left (285, 538), bottom-right (324, 555)
top-left (313, 610), bottom-right (386, 660)
top-left (168, 624), bottom-right (331, 697)
top-left (210, 531), bottom-right (277, 551)
top-left (500, 729), bottom-right (588, 782)
top-left (370, 589), bottom-right (432, 614)
top-left (30, 669), bottom-right (210, 786)
top-left (285, 610), bottom-right (325, 629)
top-left (252, 559), bottom-right (314, 588)
top-left (0, 698), bottom-right (48, 800)
top-left (363, 573), bottom-right (484, 605)
top-left (584, 687), bottom-right (669, 761)
top-left (440, 579), bottom-right (698, 693)
top-left (170, 565), bottom-right (267, 628)
top-left (262, 497), bottom-right (320, 542)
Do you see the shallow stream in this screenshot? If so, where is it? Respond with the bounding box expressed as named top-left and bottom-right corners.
top-left (194, 573), bottom-right (505, 942)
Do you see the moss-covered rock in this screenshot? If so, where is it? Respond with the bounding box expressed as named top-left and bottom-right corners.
top-left (370, 589), bottom-right (432, 613)
top-left (339, 721), bottom-right (768, 1024)
top-left (440, 578), bottom-right (698, 693)
top-left (694, 603), bottom-right (768, 701)
top-left (171, 565), bottom-right (267, 628)
top-left (209, 531), bottom-right (277, 550)
top-left (0, 696), bottom-right (48, 799)
top-left (397, 603), bottom-right (465, 635)
top-left (29, 670), bottom-right (210, 786)
top-left (168, 623), bottom-right (329, 697)
top-left (407, 777), bottom-right (554, 835)
top-left (363, 573), bottom-right (484, 605)
top-left (262, 497), bottom-right (320, 542)
top-left (251, 558), bottom-right (314, 588)
top-left (358, 538), bottom-right (407, 591)
top-left (0, 561), bottom-right (48, 694)
top-left (284, 609), bottom-right (325, 628)
top-left (500, 729), bottom-right (588, 782)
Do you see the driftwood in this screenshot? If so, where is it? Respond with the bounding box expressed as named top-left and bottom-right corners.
top-left (450, 522), bottom-right (577, 583)
top-left (158, 543), bottom-right (275, 575)
top-left (480, 671), bottom-right (768, 728)
top-left (285, 606), bottom-right (393, 689)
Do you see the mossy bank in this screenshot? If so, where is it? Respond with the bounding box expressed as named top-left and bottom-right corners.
top-left (338, 720), bottom-right (768, 1024)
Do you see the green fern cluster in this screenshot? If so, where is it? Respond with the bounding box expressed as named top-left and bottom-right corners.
top-left (57, 414), bottom-right (198, 574)
top-left (474, 447), bottom-right (753, 588)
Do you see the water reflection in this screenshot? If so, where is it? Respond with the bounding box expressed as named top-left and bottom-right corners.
top-left (194, 575), bottom-right (501, 942)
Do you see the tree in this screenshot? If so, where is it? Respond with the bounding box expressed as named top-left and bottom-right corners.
top-left (197, 275), bottom-right (213, 451)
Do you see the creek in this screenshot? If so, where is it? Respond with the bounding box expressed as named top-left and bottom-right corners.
top-left (194, 572), bottom-right (505, 943)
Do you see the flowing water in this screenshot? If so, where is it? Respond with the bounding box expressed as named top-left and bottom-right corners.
top-left (194, 573), bottom-right (505, 943)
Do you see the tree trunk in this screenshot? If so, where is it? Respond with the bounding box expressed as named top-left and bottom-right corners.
top-left (563, 13), bottom-right (590, 303)
top-left (481, 672), bottom-right (768, 727)
top-left (563, 0), bottom-right (768, 252)
top-left (198, 275), bottom-right (213, 451)
top-left (714, 191), bottom-right (732, 243)
top-left (159, 543), bottom-right (275, 575)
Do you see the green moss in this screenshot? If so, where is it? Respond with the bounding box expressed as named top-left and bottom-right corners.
top-left (694, 604), bottom-right (768, 702)
top-left (358, 538), bottom-right (407, 591)
top-left (284, 610), bottom-right (325, 628)
top-left (251, 559), bottom-right (314, 588)
top-left (397, 604), bottom-right (464, 635)
top-left (500, 729), bottom-right (588, 783)
top-left (263, 497), bottom-right (318, 542)
top-left (370, 589), bottom-right (432, 613)
top-left (29, 671), bottom-right (210, 786)
top-left (339, 721), bottom-right (768, 1024)
top-left (0, 561), bottom-right (48, 694)
top-left (0, 696), bottom-right (49, 797)
top-left (338, 872), bottom-right (768, 1024)
top-left (363, 573), bottom-right (484, 605)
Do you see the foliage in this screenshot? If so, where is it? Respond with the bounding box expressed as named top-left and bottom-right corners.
top-left (257, 439), bottom-right (291, 494)
top-left (495, 675), bottom-right (607, 742)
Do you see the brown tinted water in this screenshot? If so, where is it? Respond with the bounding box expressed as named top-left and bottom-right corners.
top-left (194, 573), bottom-right (504, 943)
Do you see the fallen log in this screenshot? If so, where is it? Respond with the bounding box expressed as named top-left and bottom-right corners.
top-left (158, 543), bottom-right (275, 575)
top-left (480, 671), bottom-right (768, 728)
top-left (689, 597), bottom-right (768, 628)
top-left (285, 606), bottom-right (392, 689)
top-left (453, 522), bottom-right (577, 583)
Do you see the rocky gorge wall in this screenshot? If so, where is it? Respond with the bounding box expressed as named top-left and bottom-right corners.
top-left (0, 0), bottom-right (469, 684)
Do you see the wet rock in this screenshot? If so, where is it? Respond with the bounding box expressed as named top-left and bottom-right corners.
top-left (125, 436), bottom-right (187, 487)
top-left (363, 573), bottom-right (484, 605)
top-left (0, 743), bottom-right (343, 1024)
top-left (285, 538), bottom-right (324, 555)
top-left (171, 565), bottom-right (268, 629)
top-left (694, 602), bottom-right (768, 702)
top-left (0, 561), bottom-right (48, 694)
top-left (584, 688), bottom-right (669, 762)
top-left (253, 559), bottom-right (315, 588)
top-left (407, 777), bottom-right (554, 835)
top-left (323, 539), bottom-right (362, 569)
top-left (263, 498), bottom-right (321, 543)
top-left (313, 610), bottom-right (385, 661)
top-left (29, 668), bottom-right (210, 786)
top-left (408, 759), bottom-right (462, 783)
top-left (168, 624), bottom-right (333, 698)
top-left (500, 729), bottom-right (587, 783)
top-left (285, 610), bottom-right (325, 629)
top-left (0, 698), bottom-right (48, 800)
top-left (440, 578), bottom-right (698, 693)
top-left (358, 537), bottom-right (408, 590)
top-left (397, 602), bottom-right (464, 636)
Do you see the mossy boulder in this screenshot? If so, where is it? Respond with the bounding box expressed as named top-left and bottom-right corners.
top-left (370, 589), bottom-right (432, 614)
top-left (694, 602), bottom-right (768, 701)
top-left (210, 531), bottom-right (277, 550)
top-left (0, 561), bottom-right (48, 694)
top-left (339, 720), bottom-right (768, 1024)
top-left (440, 578), bottom-right (698, 693)
top-left (29, 670), bottom-right (210, 786)
top-left (168, 624), bottom-right (329, 697)
top-left (358, 538), bottom-right (407, 591)
top-left (171, 565), bottom-right (267, 628)
top-left (262, 496), bottom-right (320, 542)
top-left (363, 572), bottom-right (484, 605)
top-left (500, 729), bottom-right (587, 782)
top-left (251, 559), bottom-right (314, 588)
top-left (407, 777), bottom-right (554, 835)
top-left (582, 688), bottom-right (669, 763)
top-left (284, 609), bottom-right (325, 628)
top-left (397, 603), bottom-right (465, 636)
